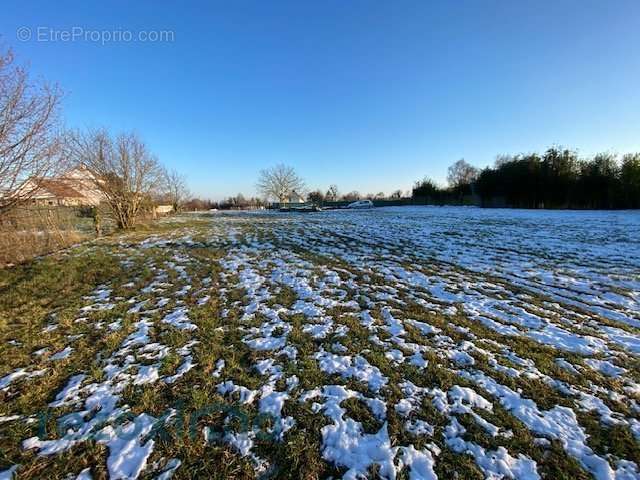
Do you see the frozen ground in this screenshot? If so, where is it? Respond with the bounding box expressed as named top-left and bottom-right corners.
top-left (1, 206), bottom-right (639, 479)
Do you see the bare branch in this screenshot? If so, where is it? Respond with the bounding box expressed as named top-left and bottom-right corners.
top-left (68, 129), bottom-right (163, 229)
top-left (0, 48), bottom-right (64, 215)
top-left (162, 168), bottom-right (190, 213)
top-left (256, 164), bottom-right (305, 203)
top-left (447, 159), bottom-right (479, 188)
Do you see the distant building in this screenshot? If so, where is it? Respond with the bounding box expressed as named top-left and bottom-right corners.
top-left (155, 205), bottom-right (174, 215)
top-left (58, 167), bottom-right (104, 205)
top-left (29, 179), bottom-right (87, 206)
top-left (20, 166), bottom-right (105, 207)
top-left (287, 190), bottom-right (306, 204)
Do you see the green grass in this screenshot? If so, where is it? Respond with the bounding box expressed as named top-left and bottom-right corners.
top-left (0, 213), bottom-right (638, 479)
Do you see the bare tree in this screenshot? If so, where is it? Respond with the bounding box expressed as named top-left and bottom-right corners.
top-left (390, 189), bottom-right (403, 199)
top-left (447, 159), bottom-right (479, 188)
top-left (163, 168), bottom-right (190, 213)
top-left (184, 197), bottom-right (216, 211)
top-left (230, 193), bottom-right (247, 209)
top-left (0, 48), bottom-right (63, 215)
top-left (325, 184), bottom-right (339, 202)
top-left (256, 164), bottom-right (305, 204)
top-left (341, 191), bottom-right (361, 201)
top-left (70, 129), bottom-right (163, 229)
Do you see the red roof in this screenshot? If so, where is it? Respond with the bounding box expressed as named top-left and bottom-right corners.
top-left (35, 179), bottom-right (85, 199)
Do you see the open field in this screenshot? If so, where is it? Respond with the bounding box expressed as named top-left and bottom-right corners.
top-left (1, 207), bottom-right (640, 479)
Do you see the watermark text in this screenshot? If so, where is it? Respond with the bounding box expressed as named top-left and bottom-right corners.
top-left (17, 26), bottom-right (175, 44)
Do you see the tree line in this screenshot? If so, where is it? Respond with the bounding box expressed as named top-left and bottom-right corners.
top-left (0, 47), bottom-right (190, 229)
top-left (475, 148), bottom-right (640, 209)
top-left (251, 164), bottom-right (407, 207)
top-left (220, 151), bottom-right (640, 211)
top-left (412, 151), bottom-right (640, 210)
top-left (184, 164), bottom-right (410, 211)
top-left (412, 159), bottom-right (480, 204)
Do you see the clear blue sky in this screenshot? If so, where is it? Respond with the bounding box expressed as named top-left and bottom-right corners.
top-left (2, 1), bottom-right (640, 199)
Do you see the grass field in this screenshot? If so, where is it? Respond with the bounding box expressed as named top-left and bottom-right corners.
top-left (1, 207), bottom-right (639, 479)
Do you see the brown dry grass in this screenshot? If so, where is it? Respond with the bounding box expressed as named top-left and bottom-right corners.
top-left (0, 207), bottom-right (90, 266)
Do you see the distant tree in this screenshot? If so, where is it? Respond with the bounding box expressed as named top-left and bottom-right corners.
top-left (373, 192), bottom-right (386, 200)
top-left (390, 189), bottom-right (403, 199)
top-left (70, 129), bottom-right (163, 229)
top-left (540, 147), bottom-right (579, 207)
top-left (621, 153), bottom-right (640, 209)
top-left (0, 48), bottom-right (64, 215)
top-left (412, 178), bottom-right (441, 198)
top-left (184, 197), bottom-right (214, 211)
top-left (480, 153), bottom-right (543, 208)
top-left (256, 164), bottom-right (305, 204)
top-left (218, 194), bottom-right (264, 210)
top-left (494, 154), bottom-right (513, 168)
top-left (475, 168), bottom-right (499, 205)
top-left (307, 190), bottom-right (324, 206)
top-left (325, 184), bottom-right (339, 201)
top-left (474, 145), bottom-right (640, 209)
top-left (447, 159), bottom-right (479, 189)
top-left (233, 193), bottom-right (247, 208)
top-left (163, 169), bottom-right (190, 213)
top-left (341, 191), bottom-right (361, 201)
top-left (576, 153), bottom-right (619, 209)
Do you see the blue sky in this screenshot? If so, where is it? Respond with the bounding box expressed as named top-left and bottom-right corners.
top-left (2, 1), bottom-right (640, 199)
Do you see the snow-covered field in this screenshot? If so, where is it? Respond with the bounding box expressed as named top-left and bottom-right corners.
top-left (1, 206), bottom-right (640, 479)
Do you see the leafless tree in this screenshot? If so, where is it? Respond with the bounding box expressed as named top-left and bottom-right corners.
top-left (256, 164), bottom-right (305, 204)
top-left (447, 159), bottom-right (479, 188)
top-left (163, 168), bottom-right (190, 213)
top-left (325, 184), bottom-right (339, 202)
top-left (390, 189), bottom-right (403, 199)
top-left (70, 129), bottom-right (163, 229)
top-left (341, 191), bottom-right (361, 201)
top-left (233, 193), bottom-right (247, 208)
top-left (184, 197), bottom-right (216, 211)
top-left (0, 48), bottom-right (63, 215)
